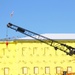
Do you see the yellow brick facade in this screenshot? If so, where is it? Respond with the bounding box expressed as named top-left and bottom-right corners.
top-left (0, 40), bottom-right (75, 75)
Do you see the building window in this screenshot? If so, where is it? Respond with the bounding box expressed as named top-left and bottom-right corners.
top-left (4, 67), bottom-right (9, 75)
top-left (22, 67), bottom-right (28, 74)
top-left (67, 66), bottom-right (72, 73)
top-left (56, 67), bottom-right (61, 74)
top-left (34, 67), bottom-right (39, 74)
top-left (45, 67), bottom-right (50, 74)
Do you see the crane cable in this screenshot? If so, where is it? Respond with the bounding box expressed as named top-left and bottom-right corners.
top-left (5, 11), bottom-right (14, 47)
top-left (6, 26), bottom-right (8, 47)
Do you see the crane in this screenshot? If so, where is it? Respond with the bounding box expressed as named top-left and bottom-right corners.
top-left (7, 23), bottom-right (75, 56)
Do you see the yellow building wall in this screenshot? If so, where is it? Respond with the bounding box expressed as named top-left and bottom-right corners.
top-left (0, 40), bottom-right (75, 75)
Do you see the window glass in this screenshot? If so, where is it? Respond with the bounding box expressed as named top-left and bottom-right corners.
top-left (4, 68), bottom-right (9, 75)
top-left (34, 67), bottom-right (39, 74)
top-left (67, 66), bottom-right (72, 73)
top-left (56, 67), bottom-right (61, 74)
top-left (22, 67), bottom-right (28, 74)
top-left (45, 67), bottom-right (50, 74)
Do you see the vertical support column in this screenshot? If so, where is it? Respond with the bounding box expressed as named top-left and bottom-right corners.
top-left (22, 47), bottom-right (26, 56)
top-left (3, 48), bottom-right (5, 55)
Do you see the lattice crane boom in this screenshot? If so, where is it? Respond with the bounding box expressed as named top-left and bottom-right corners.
top-left (7, 23), bottom-right (75, 56)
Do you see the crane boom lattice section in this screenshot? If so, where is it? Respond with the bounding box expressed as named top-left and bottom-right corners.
top-left (7, 23), bottom-right (75, 56)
